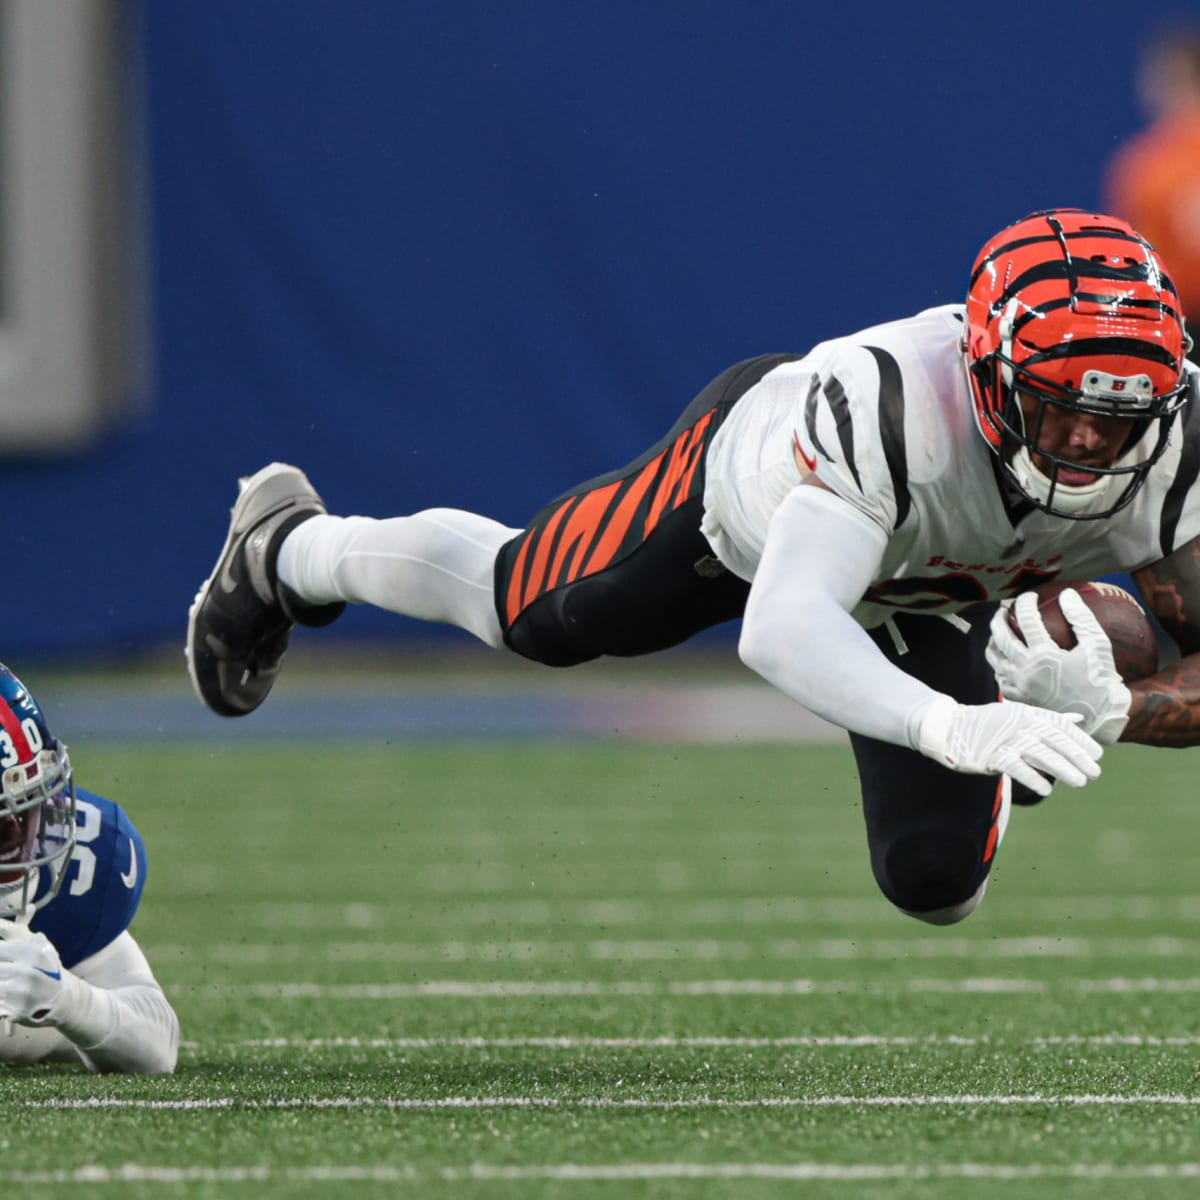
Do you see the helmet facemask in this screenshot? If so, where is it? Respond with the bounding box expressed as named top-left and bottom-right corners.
top-left (0, 744), bottom-right (76, 917)
top-left (970, 305), bottom-right (1192, 519)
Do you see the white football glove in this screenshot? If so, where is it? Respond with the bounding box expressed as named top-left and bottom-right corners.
top-left (985, 589), bottom-right (1132, 745)
top-left (0, 920), bottom-right (66, 1033)
top-left (914, 693), bottom-right (1102, 797)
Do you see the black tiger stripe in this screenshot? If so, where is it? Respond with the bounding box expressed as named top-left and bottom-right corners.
top-left (532, 411), bottom-right (719, 590)
top-left (1006, 258), bottom-right (1162, 300)
top-left (969, 226), bottom-right (1148, 287)
top-left (822, 375), bottom-right (862, 491)
top-left (522, 491), bottom-right (583, 600)
top-left (1024, 336), bottom-right (1179, 369)
top-left (498, 354), bottom-right (790, 627)
top-left (553, 458), bottom-right (670, 586)
top-left (1159, 392), bottom-right (1200, 557)
top-left (1009, 295), bottom-right (1180, 337)
top-left (511, 463), bottom-right (655, 613)
top-left (804, 373), bottom-right (836, 463)
top-left (866, 346), bottom-right (911, 528)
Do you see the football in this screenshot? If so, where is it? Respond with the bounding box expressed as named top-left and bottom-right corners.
top-left (1006, 579), bottom-right (1159, 682)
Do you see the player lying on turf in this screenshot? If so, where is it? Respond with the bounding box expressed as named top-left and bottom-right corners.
top-left (187, 207), bottom-right (1199, 927)
top-left (0, 663), bottom-right (178, 1073)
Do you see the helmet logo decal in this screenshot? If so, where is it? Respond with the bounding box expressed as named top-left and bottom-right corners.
top-left (0, 712), bottom-right (37, 769)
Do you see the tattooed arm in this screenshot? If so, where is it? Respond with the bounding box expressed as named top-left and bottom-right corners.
top-left (1128, 540), bottom-right (1200, 745)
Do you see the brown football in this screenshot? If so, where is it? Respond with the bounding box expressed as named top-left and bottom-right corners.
top-left (1006, 579), bottom-right (1159, 683)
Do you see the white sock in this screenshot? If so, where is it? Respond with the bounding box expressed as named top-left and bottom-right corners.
top-left (276, 510), bottom-right (520, 649)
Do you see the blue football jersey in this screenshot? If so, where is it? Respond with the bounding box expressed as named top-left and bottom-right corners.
top-left (29, 788), bottom-right (147, 969)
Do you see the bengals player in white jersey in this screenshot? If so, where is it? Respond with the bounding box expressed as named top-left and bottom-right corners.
top-left (186, 208), bottom-right (1198, 926)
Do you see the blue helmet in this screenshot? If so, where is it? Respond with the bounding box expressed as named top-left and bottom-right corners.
top-left (0, 665), bottom-right (75, 915)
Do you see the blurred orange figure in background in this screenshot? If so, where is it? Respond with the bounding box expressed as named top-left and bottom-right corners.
top-left (1104, 26), bottom-right (1200, 363)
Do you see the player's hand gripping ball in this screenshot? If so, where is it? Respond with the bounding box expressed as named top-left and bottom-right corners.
top-left (986, 580), bottom-right (1158, 746)
top-left (1003, 580), bottom-right (1158, 683)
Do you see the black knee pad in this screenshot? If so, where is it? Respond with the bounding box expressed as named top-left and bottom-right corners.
top-left (872, 830), bottom-right (988, 915)
top-left (504, 585), bottom-right (604, 667)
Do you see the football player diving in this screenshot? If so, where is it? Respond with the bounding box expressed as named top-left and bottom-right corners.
top-left (0, 663), bottom-right (177, 1072)
top-left (187, 207), bottom-right (1199, 927)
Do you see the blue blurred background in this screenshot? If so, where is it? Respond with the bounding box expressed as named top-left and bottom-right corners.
top-left (3, 0), bottom-right (1196, 662)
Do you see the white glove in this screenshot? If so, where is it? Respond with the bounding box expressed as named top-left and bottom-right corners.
top-left (913, 693), bottom-right (1102, 797)
top-left (0, 921), bottom-right (67, 1032)
top-left (985, 590), bottom-right (1132, 745)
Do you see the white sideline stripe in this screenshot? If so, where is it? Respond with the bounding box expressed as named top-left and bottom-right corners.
top-left (4, 1163), bottom-right (1200, 1184)
top-left (179, 977), bottom-right (1200, 1000)
top-left (16, 1095), bottom-right (1200, 1112)
top-left (196, 1034), bottom-right (1200, 1050)
top-left (244, 894), bottom-right (1200, 929)
top-left (156, 935), bottom-right (1200, 964)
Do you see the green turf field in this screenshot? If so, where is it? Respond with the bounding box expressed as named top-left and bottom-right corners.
top-left (3, 731), bottom-right (1200, 1198)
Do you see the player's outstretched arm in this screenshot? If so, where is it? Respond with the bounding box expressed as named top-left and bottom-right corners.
top-left (0, 923), bottom-right (178, 1074)
top-left (1129, 540), bottom-right (1200, 746)
top-left (739, 485), bottom-right (1103, 796)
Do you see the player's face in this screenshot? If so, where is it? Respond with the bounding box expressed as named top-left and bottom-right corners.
top-left (0, 809), bottom-right (39, 885)
top-left (1017, 391), bottom-right (1138, 488)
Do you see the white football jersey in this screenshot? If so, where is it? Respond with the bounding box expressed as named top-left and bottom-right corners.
top-left (702, 304), bottom-right (1200, 629)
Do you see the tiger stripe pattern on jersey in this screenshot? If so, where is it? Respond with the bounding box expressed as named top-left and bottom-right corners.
top-left (1159, 393), bottom-right (1200, 557)
top-left (868, 346), bottom-right (912, 529)
top-left (799, 345), bottom-right (913, 532)
top-left (820, 375), bottom-right (859, 489)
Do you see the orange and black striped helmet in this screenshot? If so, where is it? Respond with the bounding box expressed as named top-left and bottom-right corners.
top-left (963, 208), bottom-right (1193, 518)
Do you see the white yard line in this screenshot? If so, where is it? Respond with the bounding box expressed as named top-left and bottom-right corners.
top-left (174, 978), bottom-right (1049, 999)
top-left (194, 1034), bottom-right (1200, 1050)
top-left (168, 976), bottom-right (1200, 999)
top-left (3, 1163), bottom-right (1200, 1184)
top-left (241, 894), bottom-right (1200, 928)
top-left (151, 935), bottom-right (1200, 964)
top-left (14, 1095), bottom-right (1200, 1112)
